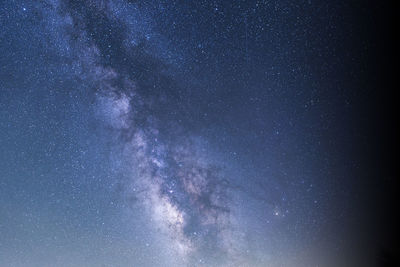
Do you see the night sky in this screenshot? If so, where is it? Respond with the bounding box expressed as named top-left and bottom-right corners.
top-left (0, 1), bottom-right (397, 267)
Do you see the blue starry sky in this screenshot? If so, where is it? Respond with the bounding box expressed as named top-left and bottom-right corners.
top-left (0, 1), bottom-right (396, 266)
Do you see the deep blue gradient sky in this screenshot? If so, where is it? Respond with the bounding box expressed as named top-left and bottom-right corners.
top-left (0, 1), bottom-right (397, 266)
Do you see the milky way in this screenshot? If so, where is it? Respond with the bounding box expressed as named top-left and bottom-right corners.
top-left (1, 0), bottom-right (395, 266)
top-left (47, 1), bottom-right (244, 264)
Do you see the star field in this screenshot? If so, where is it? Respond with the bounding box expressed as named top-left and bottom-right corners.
top-left (0, 1), bottom-right (397, 266)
